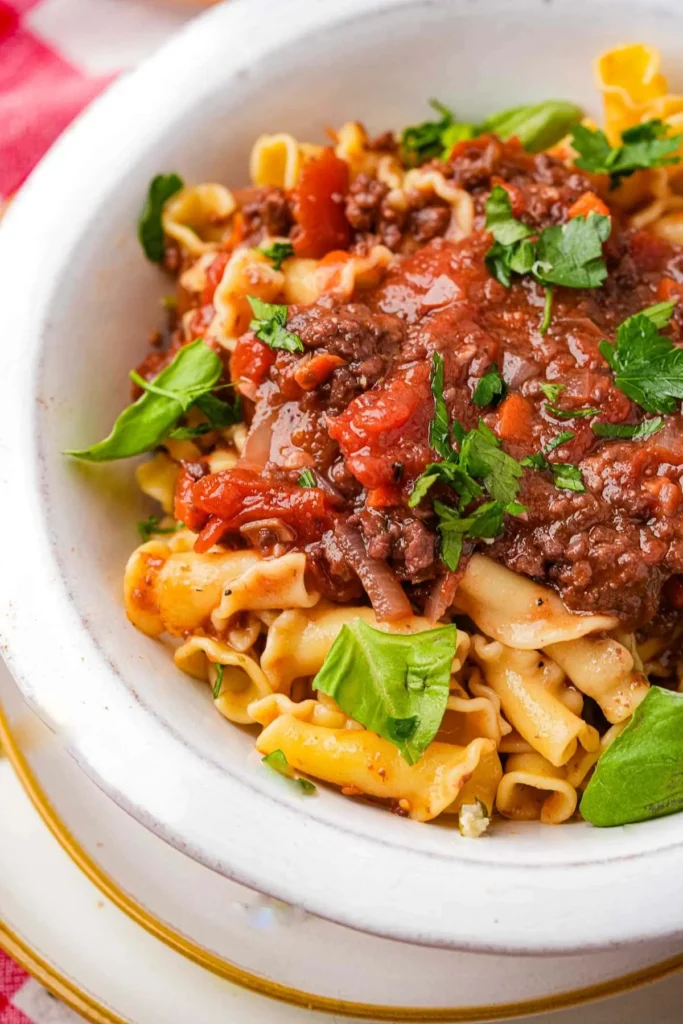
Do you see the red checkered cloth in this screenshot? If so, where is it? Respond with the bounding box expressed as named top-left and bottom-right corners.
top-left (0, 3), bottom-right (207, 1012)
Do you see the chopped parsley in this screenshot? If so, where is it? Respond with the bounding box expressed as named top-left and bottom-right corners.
top-left (571, 120), bottom-right (682, 188)
top-left (545, 430), bottom-right (575, 452)
top-left (213, 663), bottom-right (224, 700)
top-left (539, 287), bottom-right (554, 335)
top-left (298, 469), bottom-right (316, 488)
top-left (138, 172), bottom-right (184, 263)
top-left (248, 297), bottom-right (304, 353)
top-left (545, 403), bottom-right (600, 420)
top-left (599, 300), bottom-right (683, 414)
top-left (434, 499), bottom-right (526, 571)
top-left (472, 363), bottom-right (506, 408)
top-left (484, 185), bottom-right (611, 293)
top-left (259, 240), bottom-right (295, 271)
top-left (552, 463), bottom-right (585, 492)
top-left (539, 381), bottom-right (565, 402)
top-left (263, 750), bottom-right (317, 794)
top-left (401, 100), bottom-right (463, 166)
top-left (428, 353), bottom-right (453, 457)
top-left (137, 516), bottom-right (183, 542)
top-left (593, 417), bottom-right (664, 440)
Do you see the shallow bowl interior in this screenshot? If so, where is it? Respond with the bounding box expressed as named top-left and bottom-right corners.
top-left (2, 0), bottom-right (683, 953)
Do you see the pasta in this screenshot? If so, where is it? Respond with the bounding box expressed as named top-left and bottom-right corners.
top-left (69, 44), bottom-right (683, 837)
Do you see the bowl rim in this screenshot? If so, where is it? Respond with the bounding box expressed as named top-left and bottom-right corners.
top-left (1, 0), bottom-right (683, 954)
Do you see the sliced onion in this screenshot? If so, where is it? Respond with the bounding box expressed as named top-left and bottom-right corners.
top-left (424, 570), bottom-right (461, 624)
top-left (238, 410), bottom-right (275, 470)
top-left (335, 521), bottom-right (413, 622)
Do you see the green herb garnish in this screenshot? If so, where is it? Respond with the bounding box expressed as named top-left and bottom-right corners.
top-left (484, 185), bottom-right (610, 292)
top-left (298, 469), bottom-right (316, 488)
top-left (259, 241), bottom-right (295, 271)
top-left (137, 516), bottom-right (183, 542)
top-left (545, 403), bottom-right (600, 420)
top-left (539, 382), bottom-right (565, 402)
top-left (599, 300), bottom-right (683, 414)
top-left (472, 363), bottom-right (506, 408)
top-left (434, 498), bottom-right (526, 571)
top-left (64, 339), bottom-right (223, 461)
top-left (571, 120), bottom-right (682, 188)
top-left (138, 172), bottom-right (184, 263)
top-left (551, 463), bottom-right (585, 492)
top-left (593, 417), bottom-right (664, 440)
top-left (248, 297), bottom-right (304, 353)
top-left (262, 750), bottom-right (317, 794)
top-left (581, 687), bottom-right (683, 826)
top-left (539, 287), bottom-right (553, 335)
top-left (313, 620), bottom-right (458, 765)
top-left (213, 663), bottom-right (224, 700)
top-left (428, 352), bottom-right (453, 458)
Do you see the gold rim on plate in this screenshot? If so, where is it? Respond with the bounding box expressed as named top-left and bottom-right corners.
top-left (0, 921), bottom-right (128, 1024)
top-left (1, 699), bottom-right (682, 1022)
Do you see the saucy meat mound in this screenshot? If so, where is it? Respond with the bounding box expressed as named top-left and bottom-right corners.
top-left (178, 137), bottom-right (683, 629)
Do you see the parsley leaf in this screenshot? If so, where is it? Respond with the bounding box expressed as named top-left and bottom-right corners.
top-left (472, 363), bottom-right (506, 408)
top-left (539, 382), bottom-right (565, 402)
top-left (539, 286), bottom-right (553, 335)
top-left (137, 516), bottom-right (182, 542)
top-left (571, 120), bottom-right (682, 187)
top-left (521, 432), bottom-right (577, 482)
top-left (248, 297), bottom-right (304, 353)
top-left (401, 100), bottom-right (462, 166)
top-left (599, 300), bottom-right (683, 413)
top-left (545, 403), bottom-right (600, 420)
top-left (138, 173), bottom-right (184, 263)
top-left (298, 469), bottom-right (316, 488)
top-left (313, 620), bottom-right (457, 765)
top-left (533, 213), bottom-right (611, 288)
top-left (213, 663), bottom-right (224, 700)
top-left (593, 418), bottom-right (664, 440)
top-left (64, 339), bottom-right (223, 461)
top-left (545, 430), bottom-right (575, 452)
top-left (484, 187), bottom-right (610, 291)
top-left (428, 352), bottom-right (453, 458)
top-left (552, 463), bottom-right (585, 492)
top-left (459, 420), bottom-right (524, 503)
top-left (262, 750), bottom-right (317, 794)
top-left (520, 452), bottom-right (548, 471)
top-left (259, 241), bottom-right (295, 271)
top-left (433, 499), bottom-right (526, 571)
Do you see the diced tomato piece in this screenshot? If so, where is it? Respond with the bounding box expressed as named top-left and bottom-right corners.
top-left (568, 191), bottom-right (610, 220)
top-left (174, 464), bottom-right (209, 532)
top-left (294, 352), bottom-right (346, 391)
top-left (191, 468), bottom-right (336, 552)
top-left (495, 393), bottom-right (534, 444)
top-left (292, 149), bottom-right (351, 259)
top-left (366, 485), bottom-right (402, 509)
top-left (657, 277), bottom-right (683, 303)
top-left (231, 332), bottom-right (276, 385)
top-left (201, 252), bottom-right (230, 306)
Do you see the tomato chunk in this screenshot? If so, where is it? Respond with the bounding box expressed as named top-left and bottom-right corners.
top-left (191, 468), bottom-right (336, 551)
top-left (174, 464), bottom-right (209, 532)
top-left (495, 393), bottom-right (534, 445)
top-left (292, 149), bottom-right (351, 259)
top-left (231, 332), bottom-right (276, 385)
top-left (294, 353), bottom-right (346, 391)
top-left (567, 191), bottom-right (610, 220)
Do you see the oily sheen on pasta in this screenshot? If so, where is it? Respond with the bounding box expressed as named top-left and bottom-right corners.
top-left (72, 44), bottom-right (683, 837)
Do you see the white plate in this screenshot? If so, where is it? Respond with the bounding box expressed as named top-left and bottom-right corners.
top-left (2, 0), bottom-right (683, 953)
top-left (2, 661), bottom-right (683, 1021)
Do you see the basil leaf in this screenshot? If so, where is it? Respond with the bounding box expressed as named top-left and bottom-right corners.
top-left (194, 391), bottom-right (242, 428)
top-left (65, 339), bottom-right (222, 461)
top-left (599, 301), bottom-right (683, 414)
top-left (472, 363), bottom-right (506, 408)
top-left (480, 100), bottom-right (582, 153)
top-left (581, 687), bottom-right (683, 826)
top-left (259, 241), bottom-right (295, 271)
top-left (552, 463), bottom-right (585, 492)
top-left (313, 620), bottom-right (458, 765)
top-left (137, 516), bottom-right (182, 542)
top-left (571, 120), bottom-right (682, 188)
top-left (533, 213), bottom-right (611, 289)
top-left (593, 417), bottom-right (664, 440)
top-left (248, 296), bottom-right (304, 353)
top-left (168, 423), bottom-right (213, 440)
top-left (298, 469), bottom-right (316, 488)
top-left (262, 750), bottom-right (317, 794)
top-left (138, 173), bottom-right (184, 263)
top-left (428, 352), bottom-right (453, 458)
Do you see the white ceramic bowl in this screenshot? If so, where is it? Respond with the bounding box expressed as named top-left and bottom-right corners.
top-left (2, 0), bottom-right (683, 955)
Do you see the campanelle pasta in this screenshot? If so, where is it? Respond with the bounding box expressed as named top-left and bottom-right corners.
top-left (71, 43), bottom-right (683, 839)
